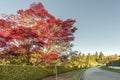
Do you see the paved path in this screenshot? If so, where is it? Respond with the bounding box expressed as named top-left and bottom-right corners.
top-left (81, 66), bottom-right (120, 80)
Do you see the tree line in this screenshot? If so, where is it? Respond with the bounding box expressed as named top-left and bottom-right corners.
top-left (63, 51), bottom-right (120, 68)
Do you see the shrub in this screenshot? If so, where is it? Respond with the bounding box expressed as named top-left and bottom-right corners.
top-left (0, 65), bottom-right (53, 80)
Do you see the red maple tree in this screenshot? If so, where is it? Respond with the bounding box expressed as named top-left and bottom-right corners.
top-left (0, 2), bottom-right (77, 65)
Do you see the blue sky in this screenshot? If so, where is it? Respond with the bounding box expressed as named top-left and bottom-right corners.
top-left (0, 0), bottom-right (120, 55)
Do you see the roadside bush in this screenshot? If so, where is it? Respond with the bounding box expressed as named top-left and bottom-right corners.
top-left (57, 66), bottom-right (76, 74)
top-left (107, 60), bottom-right (120, 66)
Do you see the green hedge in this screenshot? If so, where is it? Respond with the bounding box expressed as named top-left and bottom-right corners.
top-left (56, 66), bottom-right (77, 74)
top-left (0, 65), bottom-right (53, 80)
top-left (0, 65), bottom-right (83, 80)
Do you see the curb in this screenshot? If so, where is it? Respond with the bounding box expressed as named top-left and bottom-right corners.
top-left (79, 69), bottom-right (86, 80)
top-left (80, 74), bottom-right (84, 80)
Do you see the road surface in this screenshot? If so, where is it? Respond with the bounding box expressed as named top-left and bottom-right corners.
top-left (81, 66), bottom-right (120, 80)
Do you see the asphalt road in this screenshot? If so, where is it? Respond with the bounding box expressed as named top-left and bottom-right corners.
top-left (81, 66), bottom-right (120, 80)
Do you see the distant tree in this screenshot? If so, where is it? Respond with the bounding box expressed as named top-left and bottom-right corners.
top-left (99, 52), bottom-right (104, 60)
top-left (94, 52), bottom-right (99, 62)
top-left (81, 53), bottom-right (86, 62)
top-left (99, 51), bottom-right (105, 64)
top-left (95, 52), bottom-right (99, 58)
top-left (86, 53), bottom-right (91, 64)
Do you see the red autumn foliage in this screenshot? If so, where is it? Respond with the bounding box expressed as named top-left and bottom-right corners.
top-left (41, 52), bottom-right (60, 64)
top-left (0, 2), bottom-right (77, 64)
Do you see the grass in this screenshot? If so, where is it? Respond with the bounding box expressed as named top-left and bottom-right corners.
top-left (101, 66), bottom-right (120, 73)
top-left (42, 69), bottom-right (86, 80)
